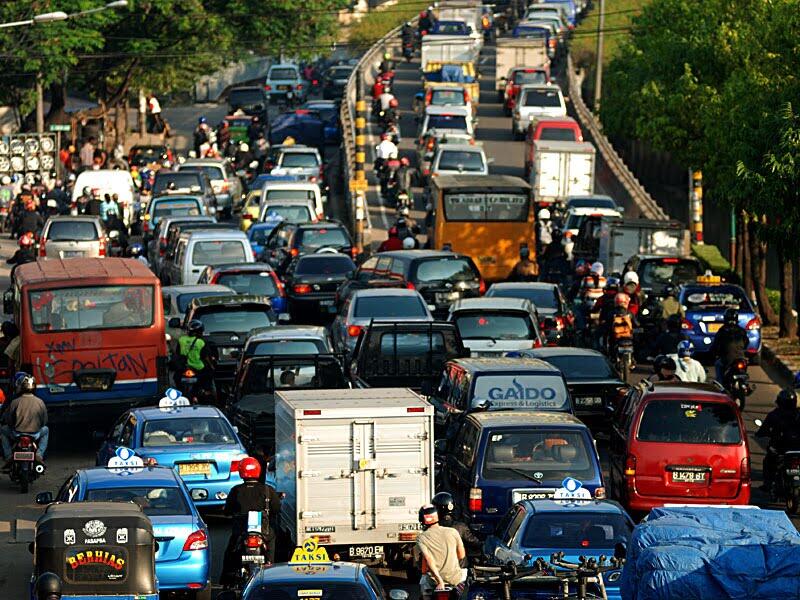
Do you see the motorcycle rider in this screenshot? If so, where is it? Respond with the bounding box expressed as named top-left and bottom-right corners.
top-left (221, 457), bottom-right (282, 582)
top-left (540, 230), bottom-right (570, 284)
top-left (622, 271), bottom-right (642, 316)
top-left (34, 572), bottom-right (63, 600)
top-left (654, 313), bottom-right (685, 356)
top-left (375, 132), bottom-right (398, 175)
top-left (647, 354), bottom-right (680, 382)
top-left (1, 373), bottom-right (48, 468)
top-left (536, 208), bottom-right (552, 256)
top-left (104, 207), bottom-right (128, 253)
top-left (431, 492), bottom-right (481, 560)
top-left (379, 51), bottom-right (394, 74)
top-left (6, 233), bottom-right (37, 275)
top-left (414, 503), bottom-right (466, 599)
top-left (173, 319), bottom-right (217, 394)
top-left (711, 307), bottom-right (749, 382)
top-left (127, 243), bottom-right (150, 268)
top-left (606, 292), bottom-right (637, 357)
top-left (756, 389), bottom-right (800, 493)
top-left (402, 21), bottom-right (415, 56)
top-left (668, 340), bottom-right (706, 383)
top-left (660, 283), bottom-right (682, 319)
top-left (19, 199), bottom-right (44, 238)
top-left (396, 157), bottom-right (417, 196)
top-left (193, 117), bottom-right (211, 156)
top-left (508, 246), bottom-right (538, 281)
top-left (377, 226), bottom-right (404, 252)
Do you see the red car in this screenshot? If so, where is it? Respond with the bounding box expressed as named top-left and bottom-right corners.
top-left (608, 382), bottom-right (751, 515)
top-left (502, 67), bottom-right (551, 116)
top-left (524, 117), bottom-right (583, 180)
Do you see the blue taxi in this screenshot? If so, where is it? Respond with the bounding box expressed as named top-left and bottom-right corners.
top-left (479, 497), bottom-right (633, 599)
top-left (96, 393), bottom-right (248, 507)
top-left (37, 458), bottom-right (210, 596)
top-left (678, 275), bottom-right (762, 362)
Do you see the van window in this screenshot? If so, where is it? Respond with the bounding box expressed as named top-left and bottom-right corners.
top-left (261, 204), bottom-right (313, 223)
top-left (216, 272), bottom-right (279, 296)
top-left (47, 221), bottom-right (99, 241)
top-left (471, 374), bottom-right (569, 411)
top-left (269, 67), bottom-right (297, 80)
top-left (481, 429), bottom-right (595, 482)
top-left (280, 153), bottom-right (319, 168)
top-left (514, 70), bottom-right (548, 85)
top-left (354, 296), bottom-right (428, 318)
top-left (523, 89), bottom-right (562, 107)
top-left (427, 114), bottom-right (468, 131)
top-left (637, 400), bottom-right (741, 444)
top-left (176, 291), bottom-right (230, 314)
top-left (640, 259), bottom-right (701, 287)
top-left (191, 240), bottom-right (246, 264)
top-left (265, 190), bottom-right (315, 201)
top-left (454, 312), bottom-right (534, 340)
top-left (183, 165), bottom-right (224, 181)
top-left (248, 340), bottom-right (325, 356)
top-left (297, 228), bottom-right (349, 249)
top-left (454, 422), bottom-right (480, 467)
top-left (29, 285), bottom-right (154, 331)
top-left (520, 512), bottom-right (632, 549)
top-left (430, 90), bottom-right (465, 105)
top-left (539, 126), bottom-right (577, 142)
top-left (437, 150), bottom-right (485, 172)
top-left (153, 173), bottom-right (201, 195)
top-left (195, 307), bottom-right (273, 334)
top-left (152, 200), bottom-right (201, 219)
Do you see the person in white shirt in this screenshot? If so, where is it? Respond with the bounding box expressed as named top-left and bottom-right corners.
top-left (669, 340), bottom-right (706, 383)
top-left (375, 132), bottom-right (399, 175)
top-left (379, 91), bottom-right (396, 111)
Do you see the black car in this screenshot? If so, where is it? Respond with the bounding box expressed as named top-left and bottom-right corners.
top-left (128, 144), bottom-right (173, 168)
top-left (339, 250), bottom-right (483, 319)
top-left (322, 65), bottom-right (354, 99)
top-left (302, 100), bottom-right (341, 144)
top-left (265, 220), bottom-right (356, 274)
top-left (624, 254), bottom-right (703, 297)
top-left (521, 347), bottom-right (627, 434)
top-left (152, 170), bottom-right (217, 214)
top-left (176, 294), bottom-right (276, 390)
top-left (227, 86), bottom-right (270, 122)
top-left (283, 253), bottom-right (356, 319)
top-left (485, 282), bottom-right (575, 345)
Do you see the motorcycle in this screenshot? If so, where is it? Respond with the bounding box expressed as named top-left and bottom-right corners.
top-left (779, 450), bottom-right (800, 514)
top-left (107, 229), bottom-right (124, 257)
top-left (722, 358), bottom-right (754, 410)
top-left (9, 433), bottom-right (45, 493)
top-left (223, 511), bottom-right (271, 592)
top-left (635, 295), bottom-right (664, 362)
top-left (402, 40), bottom-right (414, 61)
top-left (613, 338), bottom-right (635, 381)
top-left (176, 368), bottom-right (216, 405)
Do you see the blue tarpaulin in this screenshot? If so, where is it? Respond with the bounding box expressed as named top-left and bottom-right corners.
top-left (621, 507), bottom-right (800, 599)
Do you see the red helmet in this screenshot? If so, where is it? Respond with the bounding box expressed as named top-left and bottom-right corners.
top-left (19, 232), bottom-right (34, 248)
top-left (389, 98), bottom-right (399, 108)
top-left (238, 456), bottom-right (262, 481)
top-left (615, 292), bottom-right (631, 308)
top-left (381, 132), bottom-right (390, 140)
top-left (400, 156), bottom-right (410, 166)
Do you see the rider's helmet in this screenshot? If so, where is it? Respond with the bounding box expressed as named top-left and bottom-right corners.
top-left (590, 261), bottom-right (604, 276)
top-left (383, 51), bottom-right (391, 61)
top-left (777, 388), bottom-right (798, 411)
top-left (238, 456), bottom-right (262, 481)
top-left (400, 156), bottom-right (410, 166)
top-left (653, 354), bottom-right (677, 375)
top-left (128, 243), bottom-right (144, 258)
top-left (399, 206), bottom-right (410, 217)
top-left (538, 208), bottom-right (551, 220)
top-left (575, 260), bottom-right (589, 277)
top-left (19, 232), bottom-right (35, 248)
top-left (198, 116), bottom-right (207, 124)
top-left (623, 271), bottom-right (639, 286)
top-left (418, 503), bottom-right (439, 527)
top-left (388, 226), bottom-right (399, 238)
top-left (82, 186), bottom-right (91, 196)
top-left (389, 98), bottom-right (399, 109)
top-left (380, 132), bottom-right (390, 141)
top-left (34, 572), bottom-right (63, 599)
top-left (605, 276), bottom-right (620, 293)
top-left (677, 340), bottom-right (694, 358)
top-left (187, 319), bottom-right (204, 336)
top-left (402, 236), bottom-right (415, 249)
top-left (520, 246), bottom-right (530, 259)
top-left (614, 292), bottom-right (630, 309)
top-left (723, 307), bottom-right (739, 325)
top-left (16, 373), bottom-right (36, 395)
top-left (431, 492), bottom-right (456, 521)
top-left (239, 142), bottom-right (249, 153)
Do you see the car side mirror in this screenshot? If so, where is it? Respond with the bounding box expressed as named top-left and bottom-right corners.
top-left (3, 289), bottom-right (13, 315)
top-left (278, 313), bottom-right (291, 324)
top-left (614, 541), bottom-right (627, 560)
top-left (168, 317), bottom-right (182, 329)
top-left (35, 491), bottom-right (53, 505)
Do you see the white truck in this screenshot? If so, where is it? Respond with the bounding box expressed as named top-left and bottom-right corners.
top-left (420, 35), bottom-right (481, 71)
top-left (436, 2), bottom-right (483, 44)
top-left (598, 217), bottom-right (690, 274)
top-left (275, 388), bottom-right (435, 574)
top-left (531, 140), bottom-right (596, 205)
top-left (495, 38), bottom-right (549, 99)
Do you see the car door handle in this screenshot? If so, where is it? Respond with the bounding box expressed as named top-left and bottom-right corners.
top-left (192, 269), bottom-right (200, 273)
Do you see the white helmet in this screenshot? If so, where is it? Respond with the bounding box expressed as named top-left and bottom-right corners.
top-left (1, 176), bottom-right (10, 185)
top-left (590, 261), bottom-right (604, 276)
top-left (402, 236), bottom-right (416, 249)
top-left (239, 142), bottom-right (250, 152)
top-left (538, 208), bottom-right (551, 220)
top-left (623, 271), bottom-right (639, 285)
top-left (399, 206), bottom-right (410, 216)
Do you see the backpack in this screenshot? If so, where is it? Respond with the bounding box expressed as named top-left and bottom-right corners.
top-left (612, 313), bottom-right (633, 340)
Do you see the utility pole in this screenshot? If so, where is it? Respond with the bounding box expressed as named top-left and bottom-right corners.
top-left (36, 73), bottom-right (45, 133)
top-left (593, 0), bottom-right (605, 113)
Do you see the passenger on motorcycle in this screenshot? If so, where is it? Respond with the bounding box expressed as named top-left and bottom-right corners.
top-left (414, 503), bottom-right (466, 599)
top-left (1, 373), bottom-right (48, 467)
top-left (606, 292), bottom-right (637, 356)
top-left (581, 262), bottom-right (607, 308)
top-left (173, 319), bottom-right (217, 393)
top-left (622, 271), bottom-right (642, 315)
top-left (755, 389), bottom-right (800, 493)
top-left (711, 307), bottom-right (749, 382)
top-left (508, 246), bottom-right (538, 282)
top-left (660, 283), bottom-right (682, 320)
top-left (375, 133), bottom-right (398, 174)
top-left (668, 340), bottom-right (706, 383)
top-left (647, 355), bottom-right (680, 383)
top-left (431, 491), bottom-right (482, 560)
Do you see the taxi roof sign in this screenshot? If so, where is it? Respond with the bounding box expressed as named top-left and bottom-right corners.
top-left (107, 446), bottom-right (144, 472)
top-left (553, 477), bottom-right (592, 505)
top-left (697, 271), bottom-right (722, 285)
top-left (159, 388), bottom-right (191, 410)
top-left (290, 537), bottom-right (330, 564)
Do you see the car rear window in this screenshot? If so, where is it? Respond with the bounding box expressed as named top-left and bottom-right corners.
top-left (85, 487), bottom-right (190, 517)
top-left (281, 153), bottom-right (319, 168)
top-left (297, 227), bottom-right (349, 249)
top-left (378, 332), bottom-right (446, 356)
top-left (523, 89), bottom-right (562, 107)
top-left (229, 89), bottom-right (266, 105)
top-left (262, 204), bottom-right (313, 223)
top-left (152, 200), bottom-right (201, 219)
top-left (142, 417), bottom-right (237, 446)
top-left (414, 258), bottom-right (477, 283)
top-left (637, 400), bottom-right (742, 444)
top-left (538, 126), bottom-right (577, 141)
top-left (521, 513), bottom-right (631, 549)
top-left (516, 26), bottom-right (548, 39)
top-left (191, 240), bottom-right (246, 265)
top-left (46, 221), bottom-right (98, 241)
top-left (270, 68), bottom-right (297, 79)
top-left (488, 286), bottom-right (559, 309)
top-left (330, 67), bottom-right (353, 78)
top-left (196, 307), bottom-right (273, 333)
top-left (295, 255), bottom-right (356, 275)
top-left (455, 312), bottom-right (534, 340)
top-left (217, 272), bottom-right (279, 296)
top-left (427, 114), bottom-right (468, 131)
top-left (682, 286), bottom-right (748, 311)
top-left (514, 71), bottom-right (548, 85)
top-left (176, 291), bottom-right (232, 314)
top-left (182, 165), bottom-right (224, 181)
top-left (438, 150), bottom-right (485, 172)
top-left (249, 339), bottom-right (326, 356)
top-left (482, 429), bottom-right (595, 482)
top-left (472, 374), bottom-right (570, 411)
top-left (641, 260), bottom-right (702, 287)
top-left (153, 173), bottom-right (202, 194)
top-left (354, 295), bottom-right (428, 318)
top-left (540, 354), bottom-right (615, 380)
top-left (431, 90), bottom-right (466, 105)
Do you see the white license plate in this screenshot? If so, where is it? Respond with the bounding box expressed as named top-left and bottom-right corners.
top-left (435, 292), bottom-right (459, 303)
top-left (348, 545), bottom-right (384, 559)
top-left (13, 452), bottom-right (34, 461)
top-left (671, 470), bottom-right (708, 483)
top-left (241, 555), bottom-right (265, 563)
top-left (319, 299), bottom-right (334, 306)
top-left (63, 251), bottom-right (83, 257)
top-left (576, 396), bottom-right (602, 406)
top-left (512, 489), bottom-right (555, 502)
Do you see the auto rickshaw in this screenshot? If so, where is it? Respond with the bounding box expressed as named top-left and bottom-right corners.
top-left (30, 501), bottom-right (158, 599)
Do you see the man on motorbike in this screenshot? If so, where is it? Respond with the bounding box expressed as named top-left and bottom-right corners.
top-left (19, 199), bottom-right (43, 239)
top-left (173, 319), bottom-right (217, 393)
top-left (647, 355), bottom-right (680, 382)
top-left (375, 133), bottom-right (398, 174)
top-left (606, 292), bottom-right (637, 357)
top-left (432, 492), bottom-right (481, 560)
top-left (105, 207), bottom-right (128, 252)
top-left (622, 271), bottom-right (642, 316)
top-left (508, 246), bottom-right (538, 281)
top-left (711, 307), bottom-right (749, 382)
top-left (379, 51), bottom-right (394, 74)
top-left (377, 227), bottom-right (404, 252)
top-left (536, 208), bottom-right (552, 256)
top-left (755, 389), bottom-right (800, 493)
top-left (595, 276), bottom-right (621, 347)
top-left (1, 373), bottom-right (48, 467)
top-left (127, 243), bottom-right (150, 268)
top-left (654, 313), bottom-right (685, 356)
top-left (396, 157), bottom-right (417, 196)
top-left (414, 503), bottom-right (466, 599)
top-left (221, 457), bottom-right (282, 581)
top-left (660, 283), bottom-right (682, 319)
top-left (567, 260), bottom-right (589, 302)
top-left (6, 233), bottom-right (37, 274)
top-left (540, 230), bottom-right (570, 284)
top-left (668, 340), bottom-right (706, 383)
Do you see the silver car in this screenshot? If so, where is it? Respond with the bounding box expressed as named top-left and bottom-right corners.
top-left (177, 158), bottom-right (243, 218)
top-left (162, 283), bottom-right (234, 349)
top-left (39, 216), bottom-right (106, 259)
top-left (448, 297), bottom-right (545, 357)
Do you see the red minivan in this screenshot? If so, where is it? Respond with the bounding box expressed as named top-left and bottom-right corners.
top-left (609, 382), bottom-right (751, 514)
top-left (524, 117), bottom-right (583, 180)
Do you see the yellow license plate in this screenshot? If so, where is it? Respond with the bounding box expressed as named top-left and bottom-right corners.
top-left (707, 323), bottom-right (723, 333)
top-left (178, 463), bottom-right (211, 476)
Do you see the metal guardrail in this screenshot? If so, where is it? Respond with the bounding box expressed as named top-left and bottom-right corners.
top-left (565, 54), bottom-right (668, 220)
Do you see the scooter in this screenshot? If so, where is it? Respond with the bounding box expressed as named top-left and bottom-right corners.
top-left (723, 358), bottom-right (754, 410)
top-left (402, 40), bottom-right (414, 61)
top-left (8, 433), bottom-right (46, 494)
top-left (226, 512), bottom-right (271, 591)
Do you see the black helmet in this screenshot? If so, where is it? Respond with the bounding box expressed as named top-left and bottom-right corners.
top-left (35, 572), bottom-right (62, 598)
top-left (666, 313), bottom-right (682, 332)
top-left (186, 319), bottom-right (204, 336)
top-left (654, 355), bottom-right (677, 373)
top-left (777, 389), bottom-right (798, 411)
top-left (418, 503), bottom-right (439, 527)
top-left (664, 283), bottom-right (677, 297)
top-left (723, 307), bottom-right (739, 325)
top-left (431, 491), bottom-right (455, 521)
top-left (16, 373), bottom-right (36, 395)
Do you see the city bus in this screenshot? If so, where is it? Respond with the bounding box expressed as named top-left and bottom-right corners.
top-left (6, 258), bottom-right (168, 414)
top-left (429, 174), bottom-right (535, 282)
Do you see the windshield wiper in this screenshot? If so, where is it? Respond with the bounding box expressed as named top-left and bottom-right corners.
top-left (495, 467), bottom-right (542, 484)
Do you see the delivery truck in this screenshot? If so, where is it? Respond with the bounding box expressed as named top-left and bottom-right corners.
top-left (531, 140), bottom-right (595, 205)
top-left (495, 37), bottom-right (550, 100)
top-left (275, 388), bottom-right (435, 575)
top-left (421, 35), bottom-right (481, 71)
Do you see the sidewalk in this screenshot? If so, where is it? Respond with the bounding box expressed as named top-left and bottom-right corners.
top-left (761, 326), bottom-right (800, 384)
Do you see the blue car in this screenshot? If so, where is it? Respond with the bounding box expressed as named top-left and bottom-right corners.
top-left (248, 221), bottom-right (280, 259)
top-left (302, 100), bottom-right (342, 144)
top-left (431, 20), bottom-right (473, 35)
top-left (678, 276), bottom-right (762, 362)
top-left (479, 498), bottom-right (633, 599)
top-left (38, 462), bottom-right (210, 595)
top-left (96, 401), bottom-right (249, 507)
top-left (439, 411), bottom-right (605, 536)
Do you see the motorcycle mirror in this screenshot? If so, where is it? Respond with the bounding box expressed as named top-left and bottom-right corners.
top-left (168, 317), bottom-right (182, 329)
top-left (755, 418), bottom-right (763, 427)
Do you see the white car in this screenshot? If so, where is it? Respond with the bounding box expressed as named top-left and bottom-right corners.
top-left (419, 105), bottom-right (475, 140)
top-left (563, 204), bottom-right (623, 238)
top-left (448, 297), bottom-right (544, 357)
top-left (430, 143), bottom-right (491, 177)
top-left (513, 84), bottom-right (566, 139)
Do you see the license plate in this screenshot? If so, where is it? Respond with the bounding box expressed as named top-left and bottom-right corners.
top-left (576, 396), bottom-right (603, 406)
top-left (319, 299), bottom-right (334, 306)
top-left (707, 323), bottom-right (723, 333)
top-left (241, 554), bottom-right (265, 563)
top-left (512, 489), bottom-right (555, 502)
top-left (435, 292), bottom-right (459, 303)
top-left (76, 375), bottom-right (112, 391)
top-left (178, 463), bottom-right (211, 476)
top-left (348, 545), bottom-right (384, 559)
top-left (671, 470), bottom-right (708, 483)
top-left (13, 451), bottom-right (34, 461)
top-left (278, 85), bottom-right (289, 90)
top-left (63, 250), bottom-right (83, 257)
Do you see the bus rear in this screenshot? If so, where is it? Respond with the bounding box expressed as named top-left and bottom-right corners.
top-left (12, 259), bottom-right (168, 413)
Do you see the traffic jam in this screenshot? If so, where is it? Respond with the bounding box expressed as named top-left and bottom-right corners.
top-left (2, 1), bottom-right (799, 600)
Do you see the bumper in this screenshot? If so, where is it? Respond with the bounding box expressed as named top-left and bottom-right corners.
top-left (289, 294), bottom-right (338, 315)
top-left (626, 485), bottom-right (751, 513)
top-left (687, 331), bottom-right (762, 355)
top-left (183, 480), bottom-right (240, 506)
top-left (157, 551), bottom-right (210, 590)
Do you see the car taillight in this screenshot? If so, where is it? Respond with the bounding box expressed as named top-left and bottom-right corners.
top-left (463, 90), bottom-right (470, 103)
top-left (242, 213), bottom-right (252, 220)
top-left (271, 272), bottom-right (285, 295)
top-left (230, 459), bottom-right (240, 474)
top-left (425, 89), bottom-right (432, 104)
top-left (406, 282), bottom-right (416, 291)
top-left (310, 176), bottom-right (318, 183)
top-left (422, 168), bottom-right (430, 176)
top-left (512, 84), bottom-right (520, 96)
top-left (290, 248), bottom-right (299, 257)
top-left (787, 456), bottom-right (800, 470)
top-left (39, 239), bottom-right (46, 257)
top-left (98, 238), bottom-right (106, 257)
top-left (734, 358), bottom-right (748, 372)
top-left (347, 324), bottom-right (363, 337)
top-left (264, 84), bottom-right (271, 91)
top-left (294, 284), bottom-right (312, 294)
top-left (478, 279), bottom-right (486, 295)
top-left (296, 84), bottom-right (303, 90)
top-left (624, 455), bottom-right (636, 477)
top-left (426, 139), bottom-right (435, 151)
top-left (245, 534), bottom-right (262, 548)
top-left (554, 316), bottom-right (565, 330)
top-left (681, 318), bottom-right (694, 331)
top-left (312, 79), bottom-right (318, 85)
top-left (183, 530), bottom-right (208, 551)
top-left (398, 532), bottom-right (418, 542)
top-left (746, 317), bottom-right (761, 330)
top-left (740, 457), bottom-right (751, 481)
top-left (468, 487), bottom-right (482, 513)
top-left (549, 38), bottom-right (556, 49)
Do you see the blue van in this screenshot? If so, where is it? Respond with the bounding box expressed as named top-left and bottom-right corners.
top-left (438, 411), bottom-right (604, 536)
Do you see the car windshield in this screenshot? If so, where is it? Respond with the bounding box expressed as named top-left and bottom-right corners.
top-left (229, 89), bottom-right (265, 105)
top-left (248, 339), bottom-right (326, 356)
top-left (295, 255), bottom-right (355, 275)
top-left (415, 258), bottom-right (477, 283)
top-left (427, 114), bottom-right (468, 130)
top-left (514, 71), bottom-right (548, 85)
top-left (438, 150), bottom-right (485, 172)
top-left (489, 286), bottom-right (559, 309)
top-left (245, 583), bottom-right (372, 600)
top-left (472, 374), bottom-right (570, 411)
top-left (682, 286), bottom-right (748, 310)
top-left (541, 354), bottom-right (615, 380)
top-left (431, 90), bottom-right (466, 105)
top-left (641, 260), bottom-right (702, 287)
top-left (47, 221), bottom-right (98, 241)
top-left (638, 400), bottom-right (742, 444)
top-left (153, 173), bottom-right (201, 194)
top-left (298, 227), bottom-right (349, 249)
top-left (443, 193), bottom-right (530, 221)
top-left (196, 307), bottom-right (273, 333)
top-left (539, 126), bottom-right (577, 141)
top-left (520, 513), bottom-right (632, 549)
top-left (153, 200), bottom-right (201, 218)
top-left (29, 285), bottom-right (154, 332)
top-left (85, 486), bottom-right (191, 516)
top-left (270, 68), bottom-right (297, 79)
top-left (455, 312), bottom-right (534, 340)
top-left (523, 89), bottom-right (562, 107)
top-left (354, 295), bottom-right (428, 318)
top-left (192, 240), bottom-right (246, 265)
top-left (262, 204), bottom-right (313, 223)
top-left (482, 430), bottom-right (595, 481)
top-left (176, 291), bottom-right (232, 314)
top-left (183, 165), bottom-right (224, 181)
top-left (281, 153), bottom-right (319, 168)
top-left (217, 272), bottom-right (279, 296)
top-left (142, 417), bottom-right (237, 446)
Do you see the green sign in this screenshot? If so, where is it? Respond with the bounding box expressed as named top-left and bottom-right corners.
top-left (48, 124), bottom-right (70, 132)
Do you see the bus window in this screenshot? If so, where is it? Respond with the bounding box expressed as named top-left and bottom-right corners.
top-left (29, 286), bottom-right (154, 332)
top-left (443, 193), bottom-right (529, 221)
